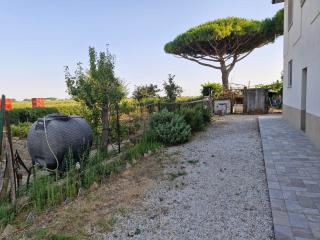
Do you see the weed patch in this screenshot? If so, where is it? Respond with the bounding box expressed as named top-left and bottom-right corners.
top-left (97, 216), bottom-right (117, 232)
top-left (169, 171), bottom-right (187, 181)
top-left (118, 207), bottom-right (131, 217)
top-left (187, 160), bottom-right (199, 165)
top-left (25, 228), bottom-right (77, 240)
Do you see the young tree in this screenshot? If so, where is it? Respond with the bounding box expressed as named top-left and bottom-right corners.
top-left (164, 9), bottom-right (284, 90)
top-left (65, 47), bottom-right (126, 150)
top-left (132, 84), bottom-right (160, 102)
top-left (163, 74), bottom-right (182, 102)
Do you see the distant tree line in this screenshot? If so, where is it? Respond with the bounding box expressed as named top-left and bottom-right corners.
top-left (132, 74), bottom-right (182, 103)
top-left (256, 80), bottom-right (283, 94)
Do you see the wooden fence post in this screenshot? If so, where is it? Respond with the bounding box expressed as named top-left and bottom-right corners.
top-left (4, 111), bottom-right (17, 208)
top-left (0, 95), bottom-right (4, 157)
top-left (0, 95), bottom-right (9, 200)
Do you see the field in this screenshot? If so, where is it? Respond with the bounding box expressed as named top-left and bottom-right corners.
top-left (12, 99), bottom-right (81, 113)
top-left (12, 97), bottom-right (202, 109)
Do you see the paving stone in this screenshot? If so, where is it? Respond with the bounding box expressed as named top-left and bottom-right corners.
top-left (271, 198), bottom-right (287, 212)
top-left (259, 116), bottom-right (320, 240)
top-left (270, 189), bottom-right (284, 199)
top-left (290, 179), bottom-right (305, 188)
top-left (292, 227), bottom-right (314, 239)
top-left (308, 223), bottom-right (320, 239)
top-left (269, 181), bottom-right (281, 190)
top-left (274, 224), bottom-right (294, 240)
top-left (285, 200), bottom-right (304, 212)
top-left (306, 184), bottom-right (320, 193)
top-left (268, 174), bottom-right (279, 182)
top-left (297, 196), bottom-right (316, 209)
top-left (283, 190), bottom-right (298, 201)
top-left (294, 237), bottom-right (314, 240)
top-left (288, 212), bottom-right (309, 228)
top-left (273, 210), bottom-right (290, 226)
top-left (296, 192), bottom-right (320, 198)
top-left (305, 215), bottom-right (320, 223)
top-left (302, 208), bottom-right (320, 215)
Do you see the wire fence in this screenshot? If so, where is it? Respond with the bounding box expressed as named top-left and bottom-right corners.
top-left (0, 96), bottom-right (213, 195)
top-left (108, 98), bottom-right (213, 153)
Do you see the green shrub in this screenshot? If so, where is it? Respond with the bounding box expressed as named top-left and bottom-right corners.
top-left (178, 105), bottom-right (211, 132)
top-left (150, 110), bottom-right (191, 145)
top-left (178, 106), bottom-right (204, 132)
top-left (9, 107), bottom-right (59, 124)
top-left (150, 109), bottom-right (176, 128)
top-left (201, 105), bottom-right (211, 123)
top-left (11, 122), bottom-right (32, 138)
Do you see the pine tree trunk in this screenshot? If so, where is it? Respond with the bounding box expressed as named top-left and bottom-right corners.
top-left (101, 107), bottom-right (109, 151)
top-left (221, 69), bottom-right (229, 91)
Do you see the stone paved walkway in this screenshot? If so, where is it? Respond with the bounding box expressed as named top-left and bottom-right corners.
top-left (259, 116), bottom-right (320, 240)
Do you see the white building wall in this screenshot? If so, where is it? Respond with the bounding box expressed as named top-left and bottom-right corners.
top-left (283, 0), bottom-right (320, 116)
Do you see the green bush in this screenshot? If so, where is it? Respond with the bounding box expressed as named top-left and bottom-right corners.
top-left (201, 105), bottom-right (211, 123)
top-left (9, 107), bottom-right (59, 124)
top-left (178, 105), bottom-right (211, 132)
top-left (150, 110), bottom-right (191, 145)
top-left (11, 122), bottom-right (32, 138)
top-left (178, 106), bottom-right (204, 132)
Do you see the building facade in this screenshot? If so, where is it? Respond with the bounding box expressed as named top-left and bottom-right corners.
top-left (273, 0), bottom-right (320, 147)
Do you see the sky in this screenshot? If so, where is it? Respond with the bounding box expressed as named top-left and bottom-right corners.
top-left (0, 0), bottom-right (284, 100)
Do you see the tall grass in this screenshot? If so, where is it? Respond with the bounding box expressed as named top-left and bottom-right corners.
top-left (11, 122), bottom-right (32, 138)
top-left (121, 133), bottom-right (161, 163)
top-left (0, 199), bottom-right (15, 229)
top-left (0, 133), bottom-right (161, 228)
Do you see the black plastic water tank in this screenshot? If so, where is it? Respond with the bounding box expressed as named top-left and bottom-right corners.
top-left (27, 113), bottom-right (93, 171)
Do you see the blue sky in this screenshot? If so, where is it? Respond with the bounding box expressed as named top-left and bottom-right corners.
top-left (0, 0), bottom-right (283, 100)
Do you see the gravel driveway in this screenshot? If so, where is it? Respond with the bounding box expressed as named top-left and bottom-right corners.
top-left (106, 115), bottom-right (273, 240)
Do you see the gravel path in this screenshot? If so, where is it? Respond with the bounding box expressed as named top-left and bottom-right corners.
top-left (106, 115), bottom-right (273, 240)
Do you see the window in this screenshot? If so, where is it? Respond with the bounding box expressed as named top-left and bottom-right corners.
top-left (288, 60), bottom-right (293, 88)
top-left (288, 0), bottom-right (293, 30)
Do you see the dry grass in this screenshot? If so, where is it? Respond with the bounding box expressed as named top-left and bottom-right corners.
top-left (10, 151), bottom-right (167, 239)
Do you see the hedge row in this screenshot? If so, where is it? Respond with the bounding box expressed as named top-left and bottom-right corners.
top-left (9, 108), bottom-right (59, 125)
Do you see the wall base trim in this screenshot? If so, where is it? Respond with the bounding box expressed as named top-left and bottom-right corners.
top-left (283, 105), bottom-right (320, 149)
